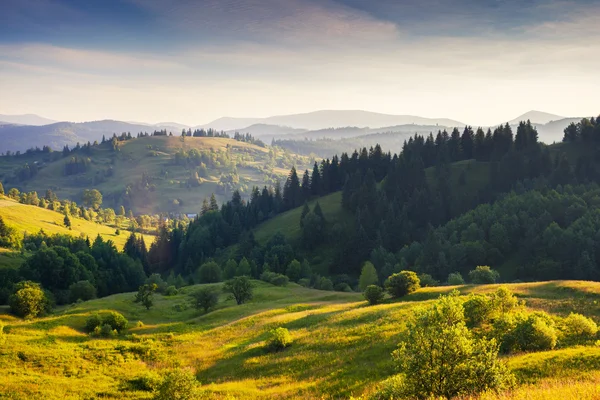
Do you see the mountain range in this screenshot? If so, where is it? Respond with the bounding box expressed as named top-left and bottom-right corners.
top-left (0, 110), bottom-right (583, 154)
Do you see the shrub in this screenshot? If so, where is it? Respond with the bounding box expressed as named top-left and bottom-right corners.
top-left (267, 327), bottom-right (292, 351)
top-left (85, 313), bottom-right (103, 333)
top-left (364, 285), bottom-right (385, 305)
top-left (469, 266), bottom-right (500, 284)
top-left (385, 271), bottom-right (420, 298)
top-left (316, 277), bottom-right (334, 291)
top-left (260, 271), bottom-right (289, 286)
top-left (447, 272), bottom-right (465, 285)
top-left (223, 276), bottom-right (253, 305)
top-left (562, 313), bottom-right (598, 344)
top-left (491, 286), bottom-right (520, 314)
top-left (102, 311), bottom-right (129, 333)
top-left (418, 273), bottom-right (439, 287)
top-left (154, 369), bottom-right (200, 400)
top-left (9, 281), bottom-right (51, 319)
top-left (285, 259), bottom-right (302, 282)
top-left (359, 262), bottom-right (379, 291)
top-left (393, 292), bottom-right (514, 398)
top-left (511, 313), bottom-right (557, 352)
top-left (190, 287), bottom-right (219, 313)
top-left (128, 372), bottom-right (161, 392)
top-left (100, 323), bottom-right (117, 337)
top-left (134, 283), bottom-right (157, 310)
top-left (333, 283), bottom-right (350, 292)
top-left (197, 261), bottom-right (222, 283)
top-left (463, 294), bottom-right (493, 328)
top-left (164, 285), bottom-right (178, 296)
top-left (69, 280), bottom-right (97, 303)
top-left (298, 278), bottom-right (311, 287)
top-left (146, 274), bottom-right (168, 293)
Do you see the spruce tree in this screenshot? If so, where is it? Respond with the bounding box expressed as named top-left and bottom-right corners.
top-left (209, 194), bottom-right (219, 211)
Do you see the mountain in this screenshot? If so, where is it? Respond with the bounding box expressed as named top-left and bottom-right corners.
top-left (535, 117), bottom-right (581, 144)
top-left (0, 120), bottom-right (185, 154)
top-left (226, 123), bottom-right (307, 137)
top-left (0, 114), bottom-right (57, 126)
top-left (507, 110), bottom-right (565, 125)
top-left (203, 110), bottom-right (465, 131)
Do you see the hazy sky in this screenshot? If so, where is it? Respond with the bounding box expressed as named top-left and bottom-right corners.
top-left (1, 0), bottom-right (599, 126)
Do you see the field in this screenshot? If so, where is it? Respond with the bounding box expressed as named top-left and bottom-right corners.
top-left (0, 136), bottom-right (312, 215)
top-left (2, 280), bottom-right (600, 399)
top-left (0, 198), bottom-right (154, 251)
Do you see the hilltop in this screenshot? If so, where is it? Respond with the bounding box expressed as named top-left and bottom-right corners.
top-left (0, 135), bottom-right (312, 215)
top-left (0, 197), bottom-right (154, 250)
top-left (2, 280), bottom-right (600, 399)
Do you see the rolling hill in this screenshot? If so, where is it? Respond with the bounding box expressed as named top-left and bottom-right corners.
top-left (0, 197), bottom-right (154, 251)
top-left (507, 110), bottom-right (565, 125)
top-left (0, 136), bottom-right (312, 215)
top-left (0, 113), bottom-right (57, 126)
top-left (1, 280), bottom-right (600, 399)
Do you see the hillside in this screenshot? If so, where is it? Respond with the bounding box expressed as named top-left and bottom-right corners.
top-left (0, 197), bottom-right (154, 250)
top-left (0, 136), bottom-right (312, 214)
top-left (2, 280), bottom-right (600, 399)
top-left (0, 120), bottom-right (185, 154)
top-left (0, 113), bottom-right (57, 126)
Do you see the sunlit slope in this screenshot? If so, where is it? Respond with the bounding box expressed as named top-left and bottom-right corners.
top-left (3, 280), bottom-right (600, 399)
top-left (0, 136), bottom-right (310, 214)
top-left (0, 198), bottom-right (153, 250)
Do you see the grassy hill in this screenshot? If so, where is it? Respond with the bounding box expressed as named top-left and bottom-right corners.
top-left (0, 136), bottom-right (312, 215)
top-left (2, 280), bottom-right (600, 399)
top-left (0, 197), bottom-right (154, 251)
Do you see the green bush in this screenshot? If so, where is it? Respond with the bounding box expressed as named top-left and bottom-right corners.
top-left (267, 327), bottom-right (293, 351)
top-left (511, 313), bottom-right (557, 352)
top-left (463, 294), bottom-right (493, 328)
top-left (197, 261), bottom-right (222, 283)
top-left (561, 313), bottom-right (598, 344)
top-left (69, 280), bottom-right (97, 303)
top-left (223, 276), bottom-right (253, 305)
top-left (418, 273), bottom-right (439, 287)
top-left (154, 369), bottom-right (200, 400)
top-left (298, 278), bottom-right (311, 287)
top-left (102, 311), bottom-right (129, 333)
top-left (190, 287), bottom-right (219, 313)
top-left (393, 292), bottom-right (514, 398)
top-left (385, 271), bottom-right (420, 298)
top-left (363, 285), bottom-right (385, 305)
top-left (316, 277), bottom-right (334, 291)
top-left (334, 282), bottom-right (352, 292)
top-left (127, 372), bottom-right (162, 392)
top-left (85, 313), bottom-right (103, 333)
top-left (164, 285), bottom-right (178, 296)
top-left (447, 272), bottom-right (465, 285)
top-left (469, 266), bottom-right (500, 284)
top-left (260, 271), bottom-right (289, 286)
top-left (100, 323), bottom-right (117, 337)
top-left (146, 274), bottom-right (168, 293)
top-left (9, 281), bottom-right (51, 319)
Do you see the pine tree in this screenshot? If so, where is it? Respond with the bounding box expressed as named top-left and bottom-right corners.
top-left (118, 206), bottom-right (126, 216)
top-left (209, 194), bottom-right (219, 211)
top-left (311, 162), bottom-right (321, 195)
top-left (63, 213), bottom-right (71, 228)
top-left (313, 201), bottom-right (325, 222)
top-left (201, 198), bottom-right (210, 215)
top-left (301, 170), bottom-right (311, 202)
top-left (300, 202), bottom-right (310, 228)
top-left (283, 167), bottom-right (301, 210)
top-left (0, 181), bottom-right (4, 196)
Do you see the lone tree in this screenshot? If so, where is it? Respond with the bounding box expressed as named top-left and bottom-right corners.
top-left (9, 281), bottom-right (51, 319)
top-left (469, 266), bottom-right (500, 284)
top-left (134, 283), bottom-right (157, 310)
top-left (190, 287), bottom-right (220, 313)
top-left (64, 213), bottom-right (72, 228)
top-left (223, 276), bottom-right (253, 305)
top-left (393, 292), bottom-right (514, 399)
top-left (359, 262), bottom-right (379, 291)
top-left (385, 271), bottom-right (420, 298)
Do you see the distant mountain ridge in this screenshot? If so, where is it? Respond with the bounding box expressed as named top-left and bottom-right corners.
top-left (507, 110), bottom-right (565, 125)
top-left (200, 110), bottom-right (465, 131)
top-left (0, 114), bottom-right (57, 126)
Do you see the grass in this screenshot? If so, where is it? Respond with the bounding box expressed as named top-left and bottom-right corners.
top-left (0, 136), bottom-right (312, 215)
top-left (0, 197), bottom-right (154, 250)
top-left (3, 280), bottom-right (600, 399)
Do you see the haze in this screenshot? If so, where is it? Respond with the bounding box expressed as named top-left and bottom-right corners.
top-left (1, 0), bottom-right (599, 126)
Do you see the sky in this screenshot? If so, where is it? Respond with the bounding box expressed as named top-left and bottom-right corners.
top-left (0, 0), bottom-right (599, 126)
